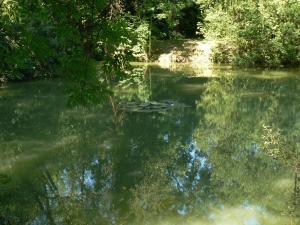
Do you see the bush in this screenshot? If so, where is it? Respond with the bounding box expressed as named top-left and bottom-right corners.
top-left (131, 22), bottom-right (150, 61)
top-left (201, 0), bottom-right (300, 67)
top-left (0, 1), bottom-right (144, 82)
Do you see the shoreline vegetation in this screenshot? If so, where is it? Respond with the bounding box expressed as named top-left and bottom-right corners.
top-left (1, 37), bottom-right (299, 83)
top-left (1, 0), bottom-right (299, 83)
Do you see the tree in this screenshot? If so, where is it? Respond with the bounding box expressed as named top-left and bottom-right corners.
top-left (199, 0), bottom-right (300, 67)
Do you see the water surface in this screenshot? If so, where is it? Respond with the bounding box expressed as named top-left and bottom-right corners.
top-left (0, 66), bottom-right (300, 225)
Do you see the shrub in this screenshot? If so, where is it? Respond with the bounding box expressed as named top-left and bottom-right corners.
top-left (201, 0), bottom-right (300, 67)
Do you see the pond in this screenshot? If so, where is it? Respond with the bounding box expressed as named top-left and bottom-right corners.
top-left (0, 65), bottom-right (300, 225)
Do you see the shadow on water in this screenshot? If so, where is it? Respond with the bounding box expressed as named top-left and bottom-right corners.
top-left (0, 65), bottom-right (300, 224)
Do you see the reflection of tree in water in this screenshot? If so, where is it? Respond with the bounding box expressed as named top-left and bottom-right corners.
top-left (0, 87), bottom-right (201, 225)
top-left (262, 124), bottom-right (300, 219)
top-left (1, 71), bottom-right (300, 225)
top-left (111, 100), bottom-right (202, 223)
top-left (128, 139), bottom-right (213, 225)
top-left (0, 78), bottom-right (146, 224)
top-left (196, 76), bottom-right (300, 222)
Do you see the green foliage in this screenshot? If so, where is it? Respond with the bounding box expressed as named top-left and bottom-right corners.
top-left (0, 0), bottom-right (146, 105)
top-left (131, 22), bottom-right (150, 61)
top-left (128, 0), bottom-right (202, 40)
top-left (2, 0), bottom-right (299, 92)
top-left (0, 0), bottom-right (206, 85)
top-left (0, 0), bottom-right (58, 80)
top-left (201, 0), bottom-right (300, 67)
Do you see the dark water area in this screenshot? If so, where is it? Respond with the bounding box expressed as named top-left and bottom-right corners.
top-left (0, 66), bottom-right (300, 225)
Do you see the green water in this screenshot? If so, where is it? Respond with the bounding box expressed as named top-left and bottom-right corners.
top-left (0, 66), bottom-right (300, 225)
